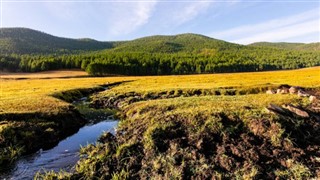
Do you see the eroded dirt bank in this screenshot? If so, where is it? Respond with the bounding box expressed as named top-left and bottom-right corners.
top-left (0, 107), bottom-right (86, 170)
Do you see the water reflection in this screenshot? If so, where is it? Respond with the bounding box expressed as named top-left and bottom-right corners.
top-left (2, 120), bottom-right (118, 180)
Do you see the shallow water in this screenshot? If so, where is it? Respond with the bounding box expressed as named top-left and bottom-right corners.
top-left (1, 120), bottom-right (118, 180)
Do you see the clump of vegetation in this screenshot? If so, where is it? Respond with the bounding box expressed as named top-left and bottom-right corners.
top-left (34, 169), bottom-right (72, 180)
top-left (274, 159), bottom-right (312, 180)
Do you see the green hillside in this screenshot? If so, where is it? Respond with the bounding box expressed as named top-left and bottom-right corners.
top-left (1, 28), bottom-right (318, 55)
top-left (0, 28), bottom-right (113, 54)
top-left (0, 28), bottom-right (319, 75)
top-left (111, 33), bottom-right (242, 53)
top-left (249, 42), bottom-right (320, 51)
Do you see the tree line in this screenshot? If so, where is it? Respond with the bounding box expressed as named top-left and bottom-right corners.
top-left (1, 47), bottom-right (319, 75)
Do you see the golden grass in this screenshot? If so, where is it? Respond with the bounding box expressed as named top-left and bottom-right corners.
top-left (101, 66), bottom-right (320, 95)
top-left (0, 77), bottom-right (134, 114)
top-left (124, 94), bottom-right (307, 123)
top-left (1, 67), bottom-right (319, 114)
top-left (0, 70), bottom-right (88, 79)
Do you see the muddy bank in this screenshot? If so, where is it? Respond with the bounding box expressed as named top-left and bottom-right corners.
top-left (0, 107), bottom-right (86, 171)
top-left (78, 103), bottom-right (319, 179)
top-left (52, 81), bottom-right (127, 103)
top-left (2, 120), bottom-right (118, 179)
top-left (90, 85), bottom-right (319, 110)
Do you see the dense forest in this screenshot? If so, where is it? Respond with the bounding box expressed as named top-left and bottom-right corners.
top-left (1, 48), bottom-right (319, 75)
top-left (249, 42), bottom-right (320, 51)
top-left (0, 28), bottom-right (319, 76)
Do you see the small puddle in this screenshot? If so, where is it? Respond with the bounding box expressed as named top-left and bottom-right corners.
top-left (1, 120), bottom-right (118, 179)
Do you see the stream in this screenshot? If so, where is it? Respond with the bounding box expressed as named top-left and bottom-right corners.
top-left (1, 96), bottom-right (117, 179)
top-left (2, 120), bottom-right (118, 179)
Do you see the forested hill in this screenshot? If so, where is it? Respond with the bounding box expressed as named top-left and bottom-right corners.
top-left (0, 28), bottom-right (243, 54)
top-left (0, 28), bottom-right (319, 75)
top-left (249, 42), bottom-right (320, 51)
top-left (1, 28), bottom-right (319, 54)
top-left (110, 33), bottom-right (242, 53)
top-left (0, 28), bottom-right (114, 54)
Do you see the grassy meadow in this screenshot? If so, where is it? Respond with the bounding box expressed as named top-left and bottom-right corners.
top-left (73, 67), bottom-right (319, 179)
top-left (1, 67), bottom-right (320, 178)
top-left (0, 76), bottom-right (134, 114)
top-left (0, 73), bottom-right (132, 168)
top-left (99, 66), bottom-right (320, 95)
top-left (2, 66), bottom-right (319, 114)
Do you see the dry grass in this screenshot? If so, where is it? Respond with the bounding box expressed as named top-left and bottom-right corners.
top-left (1, 67), bottom-right (319, 114)
top-left (130, 94), bottom-right (305, 114)
top-left (31, 67), bottom-right (320, 179)
top-left (100, 66), bottom-right (320, 95)
top-left (0, 77), bottom-right (135, 114)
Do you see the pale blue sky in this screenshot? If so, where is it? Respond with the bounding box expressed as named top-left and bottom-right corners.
top-left (1, 0), bottom-right (319, 44)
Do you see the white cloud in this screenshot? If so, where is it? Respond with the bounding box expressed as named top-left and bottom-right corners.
top-left (210, 8), bottom-right (320, 44)
top-left (173, 1), bottom-right (212, 26)
top-left (109, 1), bottom-right (157, 35)
top-left (234, 19), bottom-right (319, 44)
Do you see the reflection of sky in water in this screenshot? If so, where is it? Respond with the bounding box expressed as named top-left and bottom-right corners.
top-left (2, 120), bottom-right (118, 180)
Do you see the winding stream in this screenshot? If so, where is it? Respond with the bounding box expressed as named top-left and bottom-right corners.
top-left (2, 120), bottom-right (118, 179)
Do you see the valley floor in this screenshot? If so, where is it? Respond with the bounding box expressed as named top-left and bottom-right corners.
top-left (1, 67), bottom-right (320, 179)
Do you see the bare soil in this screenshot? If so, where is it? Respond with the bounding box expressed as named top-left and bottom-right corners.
top-left (0, 70), bottom-right (88, 79)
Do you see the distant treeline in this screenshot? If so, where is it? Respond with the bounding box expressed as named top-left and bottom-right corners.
top-left (1, 48), bottom-right (319, 75)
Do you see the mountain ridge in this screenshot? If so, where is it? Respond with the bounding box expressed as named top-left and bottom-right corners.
top-left (249, 42), bottom-right (320, 51)
top-left (0, 27), bottom-right (319, 54)
top-left (0, 28), bottom-right (113, 54)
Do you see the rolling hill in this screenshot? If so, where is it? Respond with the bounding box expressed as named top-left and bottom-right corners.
top-left (110, 33), bottom-right (243, 53)
top-left (0, 28), bottom-right (243, 54)
top-left (249, 42), bottom-right (320, 51)
top-left (1, 28), bottom-right (319, 55)
top-left (0, 28), bottom-right (114, 54)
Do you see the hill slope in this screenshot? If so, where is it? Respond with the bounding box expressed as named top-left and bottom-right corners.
top-left (249, 42), bottom-right (320, 51)
top-left (111, 33), bottom-right (243, 53)
top-left (1, 28), bottom-right (318, 55)
top-left (0, 28), bottom-right (114, 54)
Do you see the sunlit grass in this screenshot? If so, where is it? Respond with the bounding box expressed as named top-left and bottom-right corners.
top-left (1, 66), bottom-right (319, 114)
top-left (130, 94), bottom-right (306, 113)
top-left (121, 94), bottom-right (307, 127)
top-left (0, 77), bottom-right (135, 114)
top-left (33, 67), bottom-right (320, 179)
top-left (101, 66), bottom-right (320, 95)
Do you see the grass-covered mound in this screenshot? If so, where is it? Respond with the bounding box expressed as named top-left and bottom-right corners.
top-left (41, 94), bottom-right (320, 179)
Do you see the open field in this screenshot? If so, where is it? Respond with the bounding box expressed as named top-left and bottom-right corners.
top-left (0, 70), bottom-right (88, 79)
top-left (1, 67), bottom-right (320, 178)
top-left (32, 67), bottom-right (320, 179)
top-left (1, 66), bottom-right (319, 114)
top-left (0, 77), bottom-right (134, 114)
top-left (99, 66), bottom-right (320, 95)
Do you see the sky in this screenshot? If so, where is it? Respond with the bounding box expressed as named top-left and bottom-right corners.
top-left (0, 0), bottom-right (319, 44)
